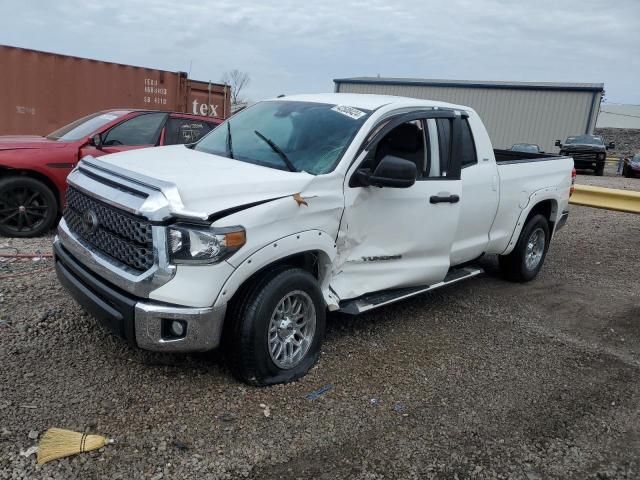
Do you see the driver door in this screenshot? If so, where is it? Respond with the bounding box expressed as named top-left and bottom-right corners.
top-left (331, 111), bottom-right (464, 301)
top-left (80, 112), bottom-right (167, 158)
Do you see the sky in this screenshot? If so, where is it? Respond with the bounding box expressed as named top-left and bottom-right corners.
top-left (1, 0), bottom-right (639, 104)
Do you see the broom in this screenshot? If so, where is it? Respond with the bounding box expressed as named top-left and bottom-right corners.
top-left (37, 428), bottom-right (113, 465)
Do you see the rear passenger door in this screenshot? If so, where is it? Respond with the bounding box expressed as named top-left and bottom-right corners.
top-left (448, 116), bottom-right (500, 265)
top-left (332, 110), bottom-right (465, 300)
top-left (162, 116), bottom-right (213, 145)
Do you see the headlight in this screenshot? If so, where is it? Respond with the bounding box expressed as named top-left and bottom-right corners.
top-left (598, 153), bottom-right (606, 160)
top-left (167, 224), bottom-right (246, 264)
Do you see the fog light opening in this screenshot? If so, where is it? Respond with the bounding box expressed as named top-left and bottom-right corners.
top-left (162, 319), bottom-right (187, 339)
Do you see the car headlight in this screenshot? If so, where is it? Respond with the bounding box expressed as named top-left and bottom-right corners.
top-left (167, 224), bottom-right (246, 264)
top-left (598, 153), bottom-right (606, 159)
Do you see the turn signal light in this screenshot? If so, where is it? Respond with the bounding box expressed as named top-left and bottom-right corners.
top-left (570, 167), bottom-right (576, 196)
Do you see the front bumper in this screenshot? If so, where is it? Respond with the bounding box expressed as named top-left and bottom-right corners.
top-left (572, 157), bottom-right (604, 169)
top-left (54, 238), bottom-right (226, 352)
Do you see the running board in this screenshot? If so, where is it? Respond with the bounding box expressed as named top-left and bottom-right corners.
top-left (338, 267), bottom-right (483, 315)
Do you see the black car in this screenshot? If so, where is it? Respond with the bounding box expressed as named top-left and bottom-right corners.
top-left (555, 135), bottom-right (615, 176)
top-left (511, 143), bottom-right (543, 154)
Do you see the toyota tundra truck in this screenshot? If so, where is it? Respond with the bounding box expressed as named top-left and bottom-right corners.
top-left (53, 94), bottom-right (574, 385)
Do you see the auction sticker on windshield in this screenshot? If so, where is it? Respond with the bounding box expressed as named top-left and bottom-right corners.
top-left (331, 105), bottom-right (366, 120)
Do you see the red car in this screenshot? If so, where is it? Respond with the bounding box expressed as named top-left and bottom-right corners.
top-left (622, 154), bottom-right (640, 178)
top-left (0, 110), bottom-right (221, 237)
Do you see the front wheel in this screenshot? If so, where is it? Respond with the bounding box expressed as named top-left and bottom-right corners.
top-left (0, 176), bottom-right (58, 237)
top-left (499, 214), bottom-right (550, 282)
top-left (224, 267), bottom-right (326, 386)
top-left (595, 164), bottom-right (604, 176)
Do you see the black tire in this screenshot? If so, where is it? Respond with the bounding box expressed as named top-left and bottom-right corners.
top-left (595, 164), bottom-right (604, 176)
top-left (623, 165), bottom-right (632, 178)
top-left (0, 176), bottom-right (58, 237)
top-left (499, 214), bottom-right (550, 283)
top-left (224, 267), bottom-right (326, 386)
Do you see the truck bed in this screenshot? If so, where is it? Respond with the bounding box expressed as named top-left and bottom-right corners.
top-left (494, 149), bottom-right (565, 164)
top-left (486, 150), bottom-right (573, 255)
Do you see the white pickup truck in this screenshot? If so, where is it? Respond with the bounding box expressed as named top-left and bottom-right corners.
top-left (54, 93), bottom-right (574, 385)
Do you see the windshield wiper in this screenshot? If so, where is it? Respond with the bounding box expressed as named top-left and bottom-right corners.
top-left (226, 122), bottom-right (234, 159)
top-left (254, 130), bottom-right (298, 172)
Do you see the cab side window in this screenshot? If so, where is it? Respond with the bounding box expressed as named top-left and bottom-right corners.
top-left (361, 118), bottom-right (466, 181)
top-left (102, 112), bottom-right (166, 146)
top-left (461, 118), bottom-right (478, 167)
top-left (363, 121), bottom-right (427, 178)
top-left (164, 118), bottom-right (212, 145)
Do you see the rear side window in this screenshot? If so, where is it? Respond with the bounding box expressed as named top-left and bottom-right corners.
top-left (103, 112), bottom-right (166, 146)
top-left (461, 119), bottom-right (477, 167)
top-left (164, 118), bottom-right (212, 145)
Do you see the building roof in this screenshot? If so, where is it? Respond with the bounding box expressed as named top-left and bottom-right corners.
top-left (278, 93), bottom-right (467, 111)
top-left (334, 76), bottom-right (604, 93)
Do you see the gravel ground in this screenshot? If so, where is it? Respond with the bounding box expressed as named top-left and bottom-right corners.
top-left (595, 128), bottom-right (640, 159)
top-left (1, 173), bottom-right (639, 479)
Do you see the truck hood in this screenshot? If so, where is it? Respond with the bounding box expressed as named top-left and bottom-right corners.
top-left (562, 144), bottom-right (606, 153)
top-left (96, 145), bottom-right (316, 216)
top-left (0, 135), bottom-right (67, 151)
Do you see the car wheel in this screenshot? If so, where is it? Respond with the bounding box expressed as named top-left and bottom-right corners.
top-left (595, 164), bottom-right (604, 176)
top-left (499, 214), bottom-right (550, 283)
top-left (0, 177), bottom-right (58, 237)
top-left (224, 267), bottom-right (326, 386)
top-left (624, 166), bottom-right (632, 178)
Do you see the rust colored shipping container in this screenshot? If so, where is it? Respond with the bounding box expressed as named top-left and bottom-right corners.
top-left (0, 45), bottom-right (231, 135)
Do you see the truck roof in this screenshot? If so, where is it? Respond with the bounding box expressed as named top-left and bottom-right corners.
top-left (276, 93), bottom-right (469, 112)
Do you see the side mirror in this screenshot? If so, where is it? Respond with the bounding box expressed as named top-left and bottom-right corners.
top-left (554, 139), bottom-right (562, 147)
top-left (89, 133), bottom-right (103, 150)
top-left (368, 155), bottom-right (417, 188)
top-left (606, 142), bottom-right (615, 150)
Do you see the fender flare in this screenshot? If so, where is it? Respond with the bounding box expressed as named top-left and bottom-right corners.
top-left (501, 188), bottom-right (560, 255)
top-left (213, 229), bottom-right (338, 309)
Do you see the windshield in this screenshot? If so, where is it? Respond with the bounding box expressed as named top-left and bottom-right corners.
top-left (511, 143), bottom-right (539, 153)
top-left (47, 111), bottom-right (129, 141)
top-left (565, 135), bottom-right (603, 146)
top-left (194, 101), bottom-right (371, 174)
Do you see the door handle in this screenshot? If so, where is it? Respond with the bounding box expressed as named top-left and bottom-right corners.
top-left (430, 194), bottom-right (460, 204)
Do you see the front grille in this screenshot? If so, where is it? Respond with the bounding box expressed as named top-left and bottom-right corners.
top-left (64, 187), bottom-right (154, 272)
top-left (567, 152), bottom-right (599, 161)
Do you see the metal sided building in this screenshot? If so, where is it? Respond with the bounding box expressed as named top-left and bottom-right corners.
top-left (334, 77), bottom-right (604, 153)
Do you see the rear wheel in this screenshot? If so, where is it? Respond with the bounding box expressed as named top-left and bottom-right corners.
top-left (224, 267), bottom-right (326, 386)
top-left (499, 214), bottom-right (550, 282)
top-left (0, 177), bottom-right (58, 237)
top-left (623, 165), bottom-right (632, 178)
